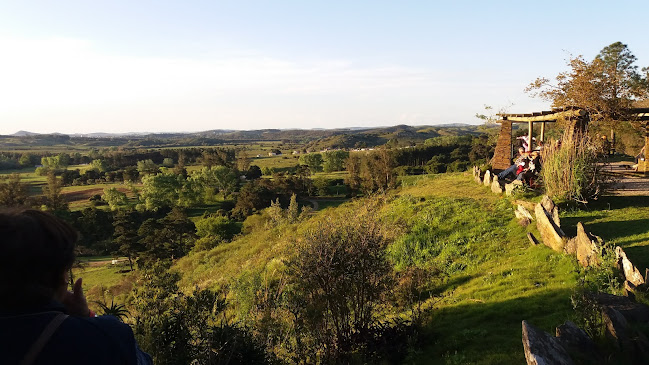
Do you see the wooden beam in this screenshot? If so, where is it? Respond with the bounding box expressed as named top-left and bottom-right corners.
top-left (502, 109), bottom-right (586, 122)
top-left (540, 122), bottom-right (545, 143)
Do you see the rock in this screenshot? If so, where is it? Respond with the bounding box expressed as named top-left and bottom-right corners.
top-left (514, 199), bottom-right (537, 212)
top-left (491, 175), bottom-right (503, 194)
top-left (473, 166), bottom-right (483, 184)
top-left (616, 246), bottom-right (645, 287)
top-left (595, 293), bottom-right (649, 323)
top-left (517, 205), bottom-right (534, 220)
top-left (518, 217), bottom-right (531, 226)
top-left (564, 237), bottom-right (578, 255)
top-left (624, 280), bottom-right (637, 299)
top-left (522, 320), bottom-right (574, 365)
top-left (573, 222), bottom-right (601, 267)
top-left (483, 170), bottom-right (492, 186)
top-left (602, 306), bottom-right (649, 362)
top-left (535, 201), bottom-right (566, 252)
top-left (555, 321), bottom-right (603, 364)
top-left (527, 232), bottom-right (539, 245)
top-left (505, 180), bottom-right (523, 196)
top-left (602, 307), bottom-right (631, 350)
top-left (540, 195), bottom-right (561, 229)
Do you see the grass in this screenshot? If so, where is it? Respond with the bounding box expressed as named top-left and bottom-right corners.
top-left (72, 259), bottom-right (135, 312)
top-left (174, 173), bottom-right (583, 364)
top-left (560, 195), bottom-right (649, 272)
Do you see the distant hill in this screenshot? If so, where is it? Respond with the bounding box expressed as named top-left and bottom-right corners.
top-left (12, 130), bottom-right (40, 136)
top-left (0, 124), bottom-right (483, 150)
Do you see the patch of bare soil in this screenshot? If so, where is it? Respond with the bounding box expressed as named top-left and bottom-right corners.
top-left (62, 186), bottom-right (130, 203)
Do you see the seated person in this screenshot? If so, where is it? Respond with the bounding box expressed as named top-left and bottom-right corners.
top-left (516, 151), bottom-right (541, 181)
top-left (0, 209), bottom-right (152, 365)
top-left (498, 147), bottom-right (529, 180)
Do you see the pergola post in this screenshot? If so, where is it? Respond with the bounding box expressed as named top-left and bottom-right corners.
top-left (540, 122), bottom-right (545, 143)
top-left (641, 122), bottom-right (649, 174)
top-left (528, 120), bottom-right (533, 151)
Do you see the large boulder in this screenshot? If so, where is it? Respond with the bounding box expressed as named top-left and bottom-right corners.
top-left (483, 170), bottom-right (492, 186)
top-left (522, 320), bottom-right (574, 365)
top-left (616, 246), bottom-right (645, 287)
top-left (535, 197), bottom-right (566, 252)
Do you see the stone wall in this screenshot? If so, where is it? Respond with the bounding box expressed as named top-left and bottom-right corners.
top-left (469, 172), bottom-right (649, 364)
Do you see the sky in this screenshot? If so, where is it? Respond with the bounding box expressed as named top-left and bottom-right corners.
top-left (1, 0), bottom-right (649, 134)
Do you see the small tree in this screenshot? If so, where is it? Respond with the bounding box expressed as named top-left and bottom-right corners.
top-left (0, 173), bottom-right (29, 207)
top-left (42, 172), bottom-right (67, 211)
top-left (102, 187), bottom-right (128, 211)
top-left (287, 203), bottom-right (393, 361)
top-left (137, 159), bottom-right (160, 176)
top-left (299, 153), bottom-right (323, 174)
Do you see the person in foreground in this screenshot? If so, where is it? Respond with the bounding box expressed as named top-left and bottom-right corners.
top-left (0, 208), bottom-right (152, 365)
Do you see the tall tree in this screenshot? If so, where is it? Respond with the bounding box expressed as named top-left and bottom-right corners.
top-left (113, 209), bottom-right (142, 270)
top-left (526, 42), bottom-right (649, 126)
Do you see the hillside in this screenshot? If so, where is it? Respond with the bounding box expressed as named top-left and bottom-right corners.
top-left (0, 124), bottom-right (482, 150)
top-left (173, 173), bottom-right (580, 364)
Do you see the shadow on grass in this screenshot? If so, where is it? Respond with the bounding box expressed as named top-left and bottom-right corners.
top-left (429, 275), bottom-right (475, 297)
top-left (419, 288), bottom-right (574, 365)
top-left (590, 196), bottom-right (649, 211)
top-left (584, 219), bottom-right (649, 243)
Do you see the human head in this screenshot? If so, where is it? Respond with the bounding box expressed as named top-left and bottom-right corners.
top-left (0, 208), bottom-right (78, 310)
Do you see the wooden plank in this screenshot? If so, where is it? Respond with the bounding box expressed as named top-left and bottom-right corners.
top-left (501, 109), bottom-right (586, 122)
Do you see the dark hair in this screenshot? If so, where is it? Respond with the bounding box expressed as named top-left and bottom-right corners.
top-left (0, 208), bottom-right (78, 310)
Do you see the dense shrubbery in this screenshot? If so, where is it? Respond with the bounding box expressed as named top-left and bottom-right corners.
top-left (132, 261), bottom-right (272, 365)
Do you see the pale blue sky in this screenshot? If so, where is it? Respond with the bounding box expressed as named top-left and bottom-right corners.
top-left (1, 1), bottom-right (648, 134)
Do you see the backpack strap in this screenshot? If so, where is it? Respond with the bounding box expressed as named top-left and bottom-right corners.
top-left (20, 313), bottom-right (69, 365)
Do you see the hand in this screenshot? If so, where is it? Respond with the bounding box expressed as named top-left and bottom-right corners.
top-left (61, 278), bottom-right (90, 317)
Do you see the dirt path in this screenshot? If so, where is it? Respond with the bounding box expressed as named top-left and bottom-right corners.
top-left (604, 162), bottom-right (649, 196)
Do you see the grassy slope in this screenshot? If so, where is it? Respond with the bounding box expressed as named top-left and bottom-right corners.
top-left (395, 174), bottom-right (577, 364)
top-left (175, 173), bottom-right (582, 364)
top-left (561, 195), bottom-right (649, 273)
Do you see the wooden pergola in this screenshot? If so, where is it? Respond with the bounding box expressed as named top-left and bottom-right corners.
top-left (491, 107), bottom-right (649, 173)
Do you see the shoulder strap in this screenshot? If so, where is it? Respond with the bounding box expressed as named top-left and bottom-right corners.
top-left (20, 313), bottom-right (69, 365)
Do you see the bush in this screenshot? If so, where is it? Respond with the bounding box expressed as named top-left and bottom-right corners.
top-left (132, 261), bottom-right (272, 365)
top-left (286, 202), bottom-right (394, 362)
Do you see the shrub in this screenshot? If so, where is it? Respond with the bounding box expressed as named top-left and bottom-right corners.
top-left (132, 261), bottom-right (272, 364)
top-left (286, 202), bottom-right (394, 362)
